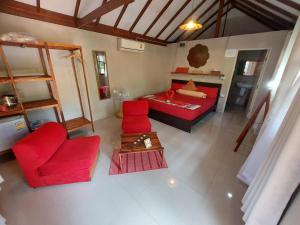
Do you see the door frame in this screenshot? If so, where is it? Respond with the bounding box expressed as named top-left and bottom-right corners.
top-left (225, 48), bottom-right (271, 117)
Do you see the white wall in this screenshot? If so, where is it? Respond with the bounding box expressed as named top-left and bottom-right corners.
top-left (0, 13), bottom-right (171, 122)
top-left (169, 30), bottom-right (290, 113)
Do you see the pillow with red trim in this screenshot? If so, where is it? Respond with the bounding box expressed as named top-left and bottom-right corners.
top-left (171, 82), bottom-right (184, 91)
top-left (197, 86), bottom-right (218, 99)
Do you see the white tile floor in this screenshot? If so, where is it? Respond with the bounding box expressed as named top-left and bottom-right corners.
top-left (0, 108), bottom-right (256, 225)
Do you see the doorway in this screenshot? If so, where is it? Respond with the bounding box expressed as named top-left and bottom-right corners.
top-left (225, 49), bottom-right (268, 114)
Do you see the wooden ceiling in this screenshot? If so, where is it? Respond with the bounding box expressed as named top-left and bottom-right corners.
top-left (0, 0), bottom-right (299, 46)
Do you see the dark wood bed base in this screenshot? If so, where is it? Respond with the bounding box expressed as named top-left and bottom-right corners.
top-left (148, 79), bottom-right (222, 133)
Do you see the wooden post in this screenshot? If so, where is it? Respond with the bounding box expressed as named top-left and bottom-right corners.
top-left (38, 48), bottom-right (60, 123)
top-left (214, 0), bottom-right (224, 38)
top-left (70, 51), bottom-right (85, 117)
top-left (44, 42), bottom-right (66, 125)
top-left (79, 48), bottom-right (95, 132)
top-left (0, 45), bottom-right (31, 130)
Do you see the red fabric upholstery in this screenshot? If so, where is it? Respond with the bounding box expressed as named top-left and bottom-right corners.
top-left (13, 122), bottom-right (100, 187)
top-left (122, 100), bottom-right (151, 134)
top-left (142, 92), bottom-right (217, 121)
top-left (171, 82), bottom-right (184, 91)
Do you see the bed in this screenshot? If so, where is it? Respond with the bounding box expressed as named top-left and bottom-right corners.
top-left (142, 79), bottom-right (222, 132)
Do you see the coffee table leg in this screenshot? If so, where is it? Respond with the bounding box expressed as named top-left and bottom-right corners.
top-left (160, 150), bottom-right (164, 167)
top-left (119, 154), bottom-right (123, 172)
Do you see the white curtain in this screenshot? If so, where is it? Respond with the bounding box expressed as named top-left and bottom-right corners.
top-left (238, 17), bottom-right (300, 225)
top-left (241, 78), bottom-right (300, 225)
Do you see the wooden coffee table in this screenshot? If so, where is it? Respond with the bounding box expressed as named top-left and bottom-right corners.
top-left (119, 132), bottom-right (164, 172)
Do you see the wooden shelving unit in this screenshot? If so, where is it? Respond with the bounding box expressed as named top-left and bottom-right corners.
top-left (0, 40), bottom-right (94, 133)
top-left (171, 71), bottom-right (224, 77)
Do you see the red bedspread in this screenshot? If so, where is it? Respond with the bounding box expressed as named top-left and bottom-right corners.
top-left (142, 92), bottom-right (217, 121)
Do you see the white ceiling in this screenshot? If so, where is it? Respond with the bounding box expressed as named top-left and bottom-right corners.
top-left (14, 0), bottom-right (300, 42)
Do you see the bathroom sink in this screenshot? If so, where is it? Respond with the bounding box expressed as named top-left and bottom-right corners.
top-left (236, 82), bottom-right (253, 89)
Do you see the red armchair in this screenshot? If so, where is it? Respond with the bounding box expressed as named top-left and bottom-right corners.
top-left (122, 100), bottom-right (152, 134)
top-left (13, 122), bottom-right (100, 188)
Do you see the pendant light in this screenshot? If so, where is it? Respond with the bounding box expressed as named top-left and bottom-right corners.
top-left (179, 0), bottom-right (202, 31)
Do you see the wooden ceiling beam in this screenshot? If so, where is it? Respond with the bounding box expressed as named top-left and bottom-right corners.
top-left (143, 0), bottom-right (173, 36)
top-left (77, 0), bottom-right (134, 28)
top-left (277, 0), bottom-right (300, 11)
top-left (233, 2), bottom-right (279, 30)
top-left (194, 6), bottom-right (233, 40)
top-left (129, 0), bottom-right (152, 32)
top-left (184, 1), bottom-right (229, 41)
top-left (214, 0), bottom-right (225, 37)
top-left (0, 0), bottom-right (167, 46)
top-left (36, 0), bottom-right (40, 12)
top-left (165, 0), bottom-right (208, 41)
top-left (74, 0), bottom-right (81, 18)
top-left (255, 0), bottom-right (297, 21)
top-left (155, 0), bottom-right (191, 39)
top-left (236, 0), bottom-right (294, 29)
top-left (114, 2), bottom-right (129, 28)
top-left (174, 0), bottom-right (219, 42)
top-left (95, 0), bottom-right (107, 25)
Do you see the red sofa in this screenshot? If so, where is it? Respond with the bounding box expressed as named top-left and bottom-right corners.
top-left (13, 122), bottom-right (100, 188)
top-left (122, 100), bottom-right (151, 134)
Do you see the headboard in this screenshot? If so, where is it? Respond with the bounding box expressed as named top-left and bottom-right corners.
top-left (171, 79), bottom-right (222, 107)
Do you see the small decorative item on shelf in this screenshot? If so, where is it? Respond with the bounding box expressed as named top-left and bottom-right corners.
top-left (175, 67), bottom-right (189, 73)
top-left (1, 95), bottom-right (18, 108)
top-left (210, 70), bottom-right (221, 75)
top-left (0, 32), bottom-right (38, 43)
top-left (112, 88), bottom-right (129, 118)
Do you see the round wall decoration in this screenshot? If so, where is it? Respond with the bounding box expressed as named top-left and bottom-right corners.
top-left (187, 44), bottom-right (209, 68)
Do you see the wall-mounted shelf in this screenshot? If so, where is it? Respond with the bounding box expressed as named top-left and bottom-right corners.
top-left (171, 72), bottom-right (224, 77)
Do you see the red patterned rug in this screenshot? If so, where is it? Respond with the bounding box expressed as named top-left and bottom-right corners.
top-left (109, 149), bottom-right (168, 175)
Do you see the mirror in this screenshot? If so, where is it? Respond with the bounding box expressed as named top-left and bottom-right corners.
top-left (93, 51), bottom-right (110, 100)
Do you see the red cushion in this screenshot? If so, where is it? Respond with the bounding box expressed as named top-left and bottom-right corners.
top-left (171, 82), bottom-right (184, 91)
top-left (197, 86), bottom-right (219, 99)
top-left (122, 116), bottom-right (151, 134)
top-left (13, 122), bottom-right (67, 168)
top-left (123, 100), bottom-right (149, 116)
top-left (39, 136), bottom-right (100, 176)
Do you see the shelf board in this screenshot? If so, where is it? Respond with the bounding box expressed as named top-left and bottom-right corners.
top-left (0, 40), bottom-right (81, 50)
top-left (64, 117), bottom-right (92, 132)
top-left (14, 75), bottom-right (52, 82)
top-left (0, 104), bottom-right (23, 117)
top-left (0, 77), bottom-right (11, 84)
top-left (171, 72), bottom-right (224, 77)
top-left (23, 99), bottom-right (58, 111)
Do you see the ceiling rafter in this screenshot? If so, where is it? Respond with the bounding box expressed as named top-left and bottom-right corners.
top-left (36, 0), bottom-right (40, 12)
top-left (174, 0), bottom-right (219, 42)
top-left (155, 0), bottom-right (191, 39)
top-left (77, 0), bottom-right (133, 28)
top-left (0, 0), bottom-right (167, 46)
top-left (233, 2), bottom-right (278, 30)
top-left (74, 0), bottom-right (81, 19)
top-left (129, 0), bottom-right (152, 32)
top-left (214, 0), bottom-right (225, 37)
top-left (278, 0), bottom-right (300, 11)
top-left (143, 0), bottom-right (173, 36)
top-left (114, 3), bottom-right (129, 28)
top-left (183, 1), bottom-right (230, 41)
top-left (165, 0), bottom-right (208, 41)
top-left (193, 6), bottom-right (233, 40)
top-left (237, 0), bottom-right (294, 29)
top-left (95, 0), bottom-right (107, 25)
top-left (255, 0), bottom-right (297, 21)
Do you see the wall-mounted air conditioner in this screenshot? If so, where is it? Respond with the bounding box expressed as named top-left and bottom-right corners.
top-left (117, 38), bottom-right (145, 53)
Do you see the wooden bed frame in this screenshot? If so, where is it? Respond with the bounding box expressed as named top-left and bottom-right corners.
top-left (148, 79), bottom-right (222, 133)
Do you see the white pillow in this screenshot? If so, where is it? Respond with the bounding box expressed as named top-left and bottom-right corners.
top-left (177, 89), bottom-right (207, 98)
